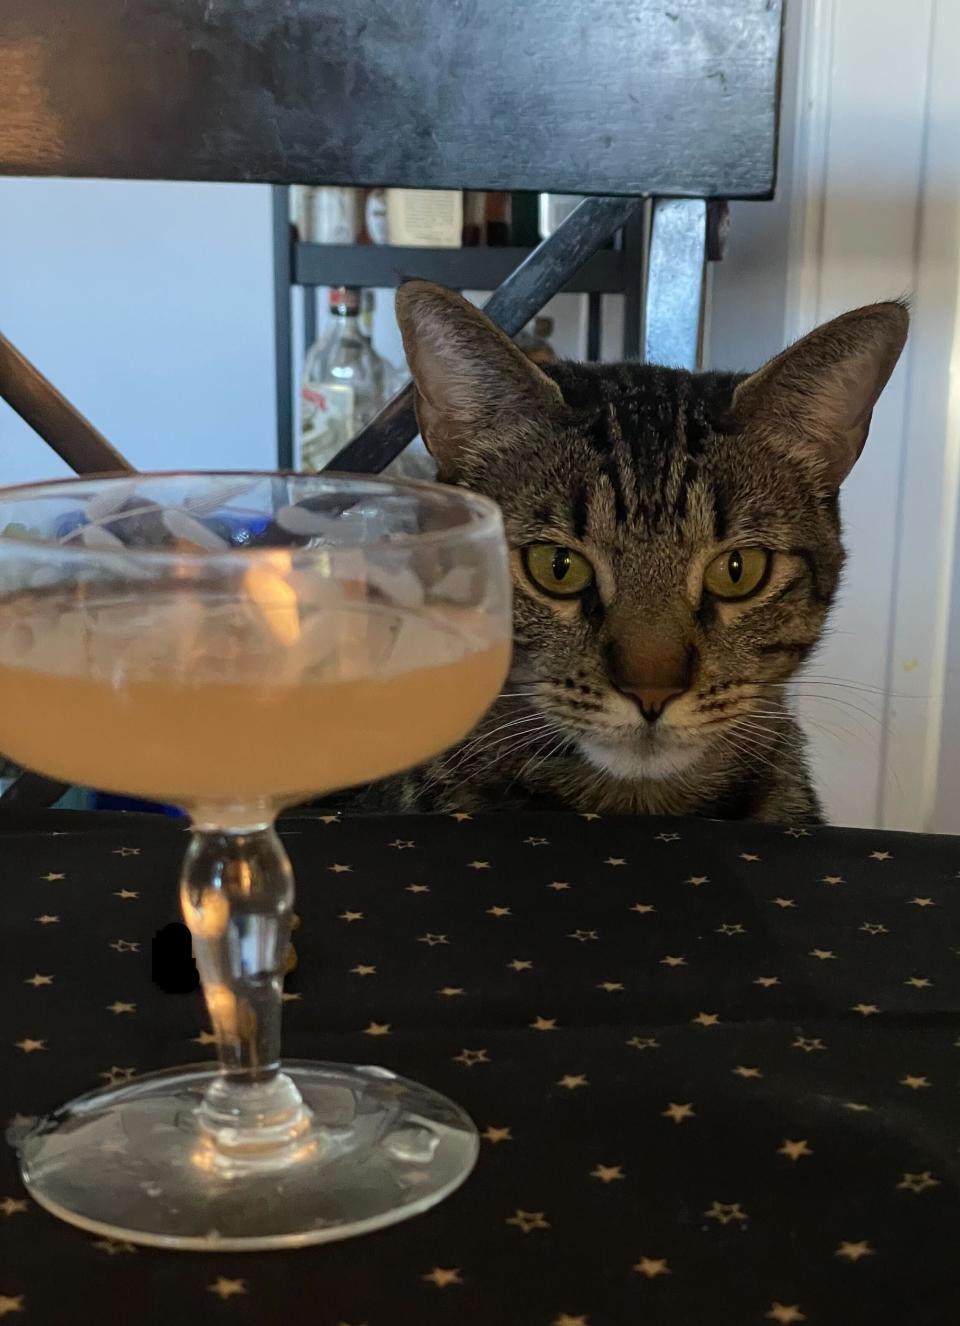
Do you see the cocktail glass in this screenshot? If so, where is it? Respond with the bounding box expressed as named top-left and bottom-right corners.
top-left (0, 472), bottom-right (511, 1250)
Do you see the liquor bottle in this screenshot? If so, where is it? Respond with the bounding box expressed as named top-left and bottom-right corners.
top-left (484, 192), bottom-right (511, 246)
top-left (510, 193), bottom-right (540, 247)
top-left (462, 191), bottom-right (487, 246)
top-left (538, 194), bottom-right (580, 238)
top-left (308, 188), bottom-right (362, 243)
top-left (514, 316), bottom-right (558, 366)
top-left (298, 287), bottom-right (388, 472)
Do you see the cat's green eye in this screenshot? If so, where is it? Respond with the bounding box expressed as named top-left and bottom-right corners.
top-left (523, 544), bottom-right (595, 598)
top-left (703, 547), bottom-right (770, 600)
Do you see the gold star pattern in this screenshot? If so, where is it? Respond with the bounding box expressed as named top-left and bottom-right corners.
top-left (486, 905), bottom-right (511, 917)
top-left (687, 875), bottom-right (709, 886)
top-left (110, 940), bottom-right (140, 953)
top-left (100, 1066), bottom-right (136, 1085)
top-left (363, 1021), bottom-right (390, 1037)
top-left (453, 1048), bottom-right (489, 1067)
top-left (590, 1164), bottom-right (624, 1183)
top-left (524, 836), bottom-right (549, 847)
top-left (389, 839), bottom-right (415, 850)
top-left (23, 974), bottom-right (53, 987)
top-left (418, 932), bottom-right (449, 946)
top-left (793, 1036), bottom-right (825, 1052)
top-left (809, 948), bottom-right (836, 960)
top-left (39, 872), bottom-right (65, 882)
top-left (0, 1199), bottom-right (27, 1217)
top-left (508, 959), bottom-right (533, 971)
top-left (92, 1238), bottom-right (137, 1254)
top-left (350, 964), bottom-right (376, 976)
top-left (328, 863), bottom-right (352, 874)
top-left (317, 814), bottom-right (340, 824)
top-left (208, 1278), bottom-right (247, 1300)
top-left (557, 1074), bottom-right (589, 1090)
top-left (531, 1016), bottom-right (558, 1031)
top-left (506, 1208), bottom-right (550, 1233)
top-left (422, 1267), bottom-right (461, 1288)
top-left (0, 1296), bottom-right (24, 1318)
top-left (778, 1138), bottom-right (813, 1161)
top-left (553, 1317), bottom-right (589, 1326)
top-left (900, 1074), bottom-right (930, 1090)
top-left (822, 875), bottom-right (845, 885)
top-left (705, 1200), bottom-right (747, 1226)
top-left (633, 1257), bottom-right (670, 1279)
top-left (106, 1001), bottom-right (136, 1015)
top-left (568, 929), bottom-right (598, 942)
top-left (14, 1038), bottom-right (45, 1054)
top-left (755, 976), bottom-right (780, 987)
top-left (852, 1003), bottom-right (880, 1016)
top-left (439, 986), bottom-right (465, 997)
top-left (580, 812), bottom-right (600, 820)
top-left (34, 914), bottom-right (59, 925)
top-left (767, 1305), bottom-right (806, 1324)
top-left (740, 853), bottom-right (761, 862)
top-left (192, 1030), bottom-right (218, 1046)
top-left (692, 1011), bottom-right (719, 1027)
top-left (904, 976), bottom-right (932, 989)
top-left (655, 832), bottom-right (680, 843)
top-left (661, 955), bottom-right (686, 967)
top-left (597, 980), bottom-right (624, 992)
top-left (772, 897), bottom-right (797, 908)
top-left (548, 881), bottom-right (571, 891)
top-left (785, 827), bottom-right (810, 838)
top-left (113, 847), bottom-right (140, 857)
top-left (467, 860), bottom-right (490, 870)
top-left (281, 992), bottom-right (301, 1003)
top-left (662, 1102), bottom-right (695, 1124)
top-left (406, 883), bottom-right (429, 893)
top-left (338, 910), bottom-right (363, 922)
top-left (869, 850), bottom-right (892, 861)
top-left (732, 1065), bottom-right (763, 1079)
top-left (860, 922), bottom-right (888, 936)
top-left (836, 1240), bottom-right (874, 1262)
top-left (897, 1170), bottom-right (939, 1193)
top-left (113, 889), bottom-right (139, 900)
top-left (482, 1126), bottom-right (512, 1144)
top-left (909, 896), bottom-right (936, 907)
top-left (450, 812), bottom-right (473, 822)
top-left (716, 923), bottom-right (746, 936)
top-left (631, 902), bottom-right (655, 914)
top-left (605, 857), bottom-right (627, 867)
top-left (626, 1037), bottom-right (660, 1050)
top-left (844, 1102), bottom-right (872, 1113)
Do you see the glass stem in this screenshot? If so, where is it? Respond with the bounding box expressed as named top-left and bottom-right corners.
top-left (181, 824), bottom-right (311, 1165)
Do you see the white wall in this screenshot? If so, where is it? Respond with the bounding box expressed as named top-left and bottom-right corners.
top-left (0, 179), bottom-right (277, 483)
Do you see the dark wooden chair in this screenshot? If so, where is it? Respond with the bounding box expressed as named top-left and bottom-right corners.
top-left (0, 0), bottom-right (783, 807)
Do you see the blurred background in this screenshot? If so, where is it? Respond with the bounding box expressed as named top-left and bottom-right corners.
top-left (1, 0), bottom-right (959, 833)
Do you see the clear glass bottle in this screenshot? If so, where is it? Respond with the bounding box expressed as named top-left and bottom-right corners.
top-left (298, 287), bottom-right (387, 472)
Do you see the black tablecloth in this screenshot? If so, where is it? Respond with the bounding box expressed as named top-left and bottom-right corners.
top-left (2, 811), bottom-right (959, 1326)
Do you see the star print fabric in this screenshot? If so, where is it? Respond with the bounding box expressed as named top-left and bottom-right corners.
top-left (2, 810), bottom-right (959, 1325)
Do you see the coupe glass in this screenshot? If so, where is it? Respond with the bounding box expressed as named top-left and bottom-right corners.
top-left (0, 472), bottom-right (511, 1250)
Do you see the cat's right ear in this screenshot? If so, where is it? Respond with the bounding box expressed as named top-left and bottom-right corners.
top-left (395, 280), bottom-right (564, 477)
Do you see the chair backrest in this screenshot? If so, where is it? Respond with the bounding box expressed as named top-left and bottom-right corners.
top-left (0, 0), bottom-right (781, 197)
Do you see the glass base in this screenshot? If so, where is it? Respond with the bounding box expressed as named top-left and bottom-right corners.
top-left (17, 1060), bottom-right (479, 1251)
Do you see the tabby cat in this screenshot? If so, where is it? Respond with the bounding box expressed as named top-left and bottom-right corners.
top-left (359, 282), bottom-right (907, 825)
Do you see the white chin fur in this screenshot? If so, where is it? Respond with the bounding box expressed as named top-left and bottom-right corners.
top-left (578, 732), bottom-right (702, 782)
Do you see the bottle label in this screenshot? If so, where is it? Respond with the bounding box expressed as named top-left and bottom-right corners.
top-left (309, 188), bottom-right (360, 244)
top-left (299, 383), bottom-right (355, 471)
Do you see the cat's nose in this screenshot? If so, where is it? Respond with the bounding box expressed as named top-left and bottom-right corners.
top-left (607, 638), bottom-right (697, 723)
top-left (619, 684), bottom-right (686, 724)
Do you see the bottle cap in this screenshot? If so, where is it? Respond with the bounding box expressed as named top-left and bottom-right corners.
top-left (329, 286), bottom-right (361, 315)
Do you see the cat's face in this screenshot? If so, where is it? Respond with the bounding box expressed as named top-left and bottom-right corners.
top-left (397, 284), bottom-right (907, 781)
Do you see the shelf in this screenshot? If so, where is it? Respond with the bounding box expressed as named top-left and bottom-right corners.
top-left (293, 243), bottom-right (627, 294)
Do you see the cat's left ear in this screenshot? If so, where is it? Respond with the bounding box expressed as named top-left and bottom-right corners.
top-left (729, 301), bottom-right (909, 489)
top-left (395, 280), bottom-right (564, 478)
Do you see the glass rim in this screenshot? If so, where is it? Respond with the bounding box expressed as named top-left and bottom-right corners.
top-left (0, 469), bottom-right (505, 562)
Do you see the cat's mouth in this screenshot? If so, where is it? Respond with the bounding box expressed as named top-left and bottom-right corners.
top-left (576, 721), bottom-right (706, 783)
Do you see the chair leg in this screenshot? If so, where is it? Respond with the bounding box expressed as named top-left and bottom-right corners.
top-left (643, 198), bottom-right (707, 371)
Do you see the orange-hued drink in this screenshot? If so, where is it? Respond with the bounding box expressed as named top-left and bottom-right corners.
top-left (0, 592), bottom-right (509, 809)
